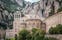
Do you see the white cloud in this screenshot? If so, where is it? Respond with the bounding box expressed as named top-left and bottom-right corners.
top-left (25, 0), bottom-right (40, 3)
top-left (25, 0), bottom-right (32, 2)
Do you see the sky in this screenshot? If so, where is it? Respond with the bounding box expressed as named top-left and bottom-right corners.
top-left (25, 0), bottom-right (40, 3)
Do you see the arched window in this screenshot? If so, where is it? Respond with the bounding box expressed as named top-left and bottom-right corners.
top-left (15, 15), bottom-right (20, 18)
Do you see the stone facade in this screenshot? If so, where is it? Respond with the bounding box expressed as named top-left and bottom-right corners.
top-left (26, 19), bottom-right (43, 30)
top-left (6, 11), bottom-right (45, 38)
top-left (6, 19), bottom-right (46, 38)
top-left (6, 12), bottom-right (62, 38)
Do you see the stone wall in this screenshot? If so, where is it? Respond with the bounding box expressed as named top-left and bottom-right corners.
top-left (44, 12), bottom-right (62, 33)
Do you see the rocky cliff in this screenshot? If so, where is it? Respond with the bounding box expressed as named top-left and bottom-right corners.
top-left (20, 0), bottom-right (59, 18)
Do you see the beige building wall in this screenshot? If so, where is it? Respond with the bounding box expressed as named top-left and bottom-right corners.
top-left (13, 21), bottom-right (26, 34)
top-left (6, 21), bottom-right (26, 38)
top-left (6, 29), bottom-right (15, 38)
top-left (19, 23), bottom-right (26, 31)
top-left (26, 19), bottom-right (46, 31)
top-left (0, 29), bottom-right (5, 39)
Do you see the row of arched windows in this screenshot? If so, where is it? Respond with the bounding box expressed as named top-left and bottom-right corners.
top-left (15, 15), bottom-right (20, 18)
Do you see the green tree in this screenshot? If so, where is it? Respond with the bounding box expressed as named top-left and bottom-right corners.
top-left (49, 24), bottom-right (62, 34)
top-left (18, 28), bottom-right (57, 40)
top-left (18, 29), bottom-right (30, 40)
top-left (26, 33), bottom-right (32, 40)
top-left (32, 28), bottom-right (38, 34)
top-left (15, 34), bottom-right (18, 40)
top-left (31, 28), bottom-right (45, 40)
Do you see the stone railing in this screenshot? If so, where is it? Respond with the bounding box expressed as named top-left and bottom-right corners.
top-left (45, 34), bottom-right (62, 40)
